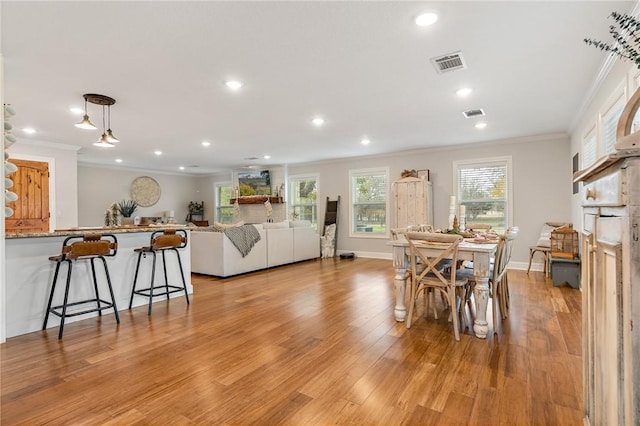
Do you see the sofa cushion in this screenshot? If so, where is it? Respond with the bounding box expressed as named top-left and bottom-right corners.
top-left (289, 220), bottom-right (312, 228)
top-left (262, 221), bottom-right (289, 229)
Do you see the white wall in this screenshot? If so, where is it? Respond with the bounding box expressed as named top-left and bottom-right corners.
top-left (198, 135), bottom-right (571, 266)
top-left (8, 139), bottom-right (79, 230)
top-left (77, 166), bottom-right (200, 226)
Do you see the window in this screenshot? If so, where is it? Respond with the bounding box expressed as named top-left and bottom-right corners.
top-left (349, 167), bottom-right (389, 237)
top-left (582, 126), bottom-right (597, 169)
top-left (600, 92), bottom-right (625, 156)
top-left (215, 182), bottom-right (234, 223)
top-left (288, 174), bottom-right (318, 228)
top-left (454, 157), bottom-right (512, 233)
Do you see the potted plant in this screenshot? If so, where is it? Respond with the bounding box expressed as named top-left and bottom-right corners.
top-left (117, 199), bottom-right (138, 225)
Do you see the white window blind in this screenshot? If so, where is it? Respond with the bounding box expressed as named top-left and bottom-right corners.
top-left (349, 168), bottom-right (388, 236)
top-left (601, 96), bottom-right (625, 156)
top-left (455, 158), bottom-right (510, 233)
top-left (582, 130), bottom-right (597, 168)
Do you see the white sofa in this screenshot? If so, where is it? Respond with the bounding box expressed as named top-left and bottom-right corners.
top-left (191, 221), bottom-right (319, 277)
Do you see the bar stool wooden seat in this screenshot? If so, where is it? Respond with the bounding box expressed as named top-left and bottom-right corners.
top-left (43, 234), bottom-right (119, 339)
top-left (129, 229), bottom-right (189, 315)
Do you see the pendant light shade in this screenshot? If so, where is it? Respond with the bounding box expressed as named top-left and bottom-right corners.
top-left (93, 133), bottom-right (115, 148)
top-left (75, 96), bottom-right (97, 130)
top-left (75, 114), bottom-right (97, 130)
top-left (105, 129), bottom-right (119, 143)
top-left (105, 105), bottom-right (119, 142)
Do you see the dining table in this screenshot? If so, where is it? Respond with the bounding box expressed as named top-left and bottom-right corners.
top-left (388, 237), bottom-right (498, 339)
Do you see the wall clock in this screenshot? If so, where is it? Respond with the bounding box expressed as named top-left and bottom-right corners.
top-left (130, 176), bottom-right (161, 207)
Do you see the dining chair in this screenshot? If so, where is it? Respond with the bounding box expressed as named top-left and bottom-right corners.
top-left (458, 227), bottom-right (519, 333)
top-left (465, 223), bottom-right (492, 233)
top-left (405, 232), bottom-right (467, 341)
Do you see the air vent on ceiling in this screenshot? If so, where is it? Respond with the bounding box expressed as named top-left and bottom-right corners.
top-left (431, 51), bottom-right (466, 73)
top-left (462, 108), bottom-right (485, 119)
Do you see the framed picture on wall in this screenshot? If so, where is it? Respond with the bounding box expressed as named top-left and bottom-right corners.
top-left (572, 153), bottom-right (579, 194)
top-left (417, 169), bottom-right (430, 181)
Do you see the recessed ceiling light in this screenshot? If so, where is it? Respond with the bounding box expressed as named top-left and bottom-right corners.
top-left (312, 117), bottom-right (325, 126)
top-left (69, 107), bottom-right (84, 115)
top-left (475, 122), bottom-right (487, 129)
top-left (201, 141), bottom-right (211, 147)
top-left (179, 166), bottom-right (185, 170)
top-left (225, 80), bottom-right (243, 90)
top-left (456, 87), bottom-right (473, 97)
top-left (263, 155), bottom-right (271, 159)
top-left (22, 128), bottom-right (36, 134)
top-left (115, 158), bottom-right (123, 163)
top-left (361, 138), bottom-right (371, 146)
top-left (154, 150), bottom-right (163, 156)
top-left (415, 12), bottom-right (439, 27)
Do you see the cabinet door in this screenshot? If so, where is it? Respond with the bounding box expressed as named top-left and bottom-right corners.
top-left (593, 236), bottom-right (624, 425)
top-left (393, 179), bottom-right (426, 229)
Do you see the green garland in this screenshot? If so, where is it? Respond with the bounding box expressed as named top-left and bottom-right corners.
top-left (585, 11), bottom-right (640, 68)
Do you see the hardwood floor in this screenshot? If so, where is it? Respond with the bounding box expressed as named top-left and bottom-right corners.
top-left (1, 258), bottom-right (583, 425)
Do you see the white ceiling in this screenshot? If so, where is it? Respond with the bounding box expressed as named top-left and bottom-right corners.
top-left (1, 1), bottom-right (634, 175)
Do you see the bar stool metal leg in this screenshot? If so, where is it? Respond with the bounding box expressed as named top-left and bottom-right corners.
top-left (43, 259), bottom-right (65, 331)
top-left (57, 261), bottom-right (74, 340)
top-left (173, 248), bottom-right (190, 305)
top-left (148, 251), bottom-right (158, 315)
top-left (99, 256), bottom-right (120, 325)
top-left (90, 258), bottom-right (102, 316)
top-left (129, 251), bottom-right (145, 310)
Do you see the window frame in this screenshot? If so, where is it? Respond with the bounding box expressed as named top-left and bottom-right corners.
top-left (215, 181), bottom-right (234, 224)
top-left (348, 167), bottom-right (390, 238)
top-left (453, 156), bottom-right (512, 233)
top-left (288, 173), bottom-right (319, 229)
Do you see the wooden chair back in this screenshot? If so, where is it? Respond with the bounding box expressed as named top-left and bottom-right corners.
top-left (151, 229), bottom-right (188, 250)
top-left (61, 234), bottom-right (118, 260)
top-left (492, 228), bottom-right (518, 284)
top-left (405, 232), bottom-right (463, 289)
top-left (466, 223), bottom-right (492, 233)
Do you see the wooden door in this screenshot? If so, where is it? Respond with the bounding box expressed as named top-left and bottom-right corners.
top-left (5, 159), bottom-right (50, 234)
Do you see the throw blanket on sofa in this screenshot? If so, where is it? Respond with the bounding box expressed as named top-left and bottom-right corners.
top-left (224, 225), bottom-right (261, 258)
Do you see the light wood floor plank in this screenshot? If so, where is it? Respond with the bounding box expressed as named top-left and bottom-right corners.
top-left (1, 259), bottom-right (582, 424)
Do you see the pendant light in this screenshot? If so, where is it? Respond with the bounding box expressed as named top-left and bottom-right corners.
top-left (74, 96), bottom-right (97, 130)
top-left (75, 94), bottom-right (120, 146)
top-left (105, 104), bottom-right (119, 143)
top-left (93, 105), bottom-right (114, 148)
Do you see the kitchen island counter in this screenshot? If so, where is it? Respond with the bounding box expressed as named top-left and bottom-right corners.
top-left (4, 227), bottom-right (192, 338)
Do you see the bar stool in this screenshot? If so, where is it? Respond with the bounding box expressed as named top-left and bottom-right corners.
top-left (129, 229), bottom-right (189, 315)
top-left (43, 234), bottom-right (119, 339)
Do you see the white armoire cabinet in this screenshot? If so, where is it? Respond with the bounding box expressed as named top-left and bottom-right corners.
top-left (575, 151), bottom-right (640, 426)
top-left (392, 177), bottom-right (433, 229)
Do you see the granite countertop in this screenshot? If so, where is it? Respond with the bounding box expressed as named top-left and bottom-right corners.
top-left (6, 224), bottom-right (194, 239)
